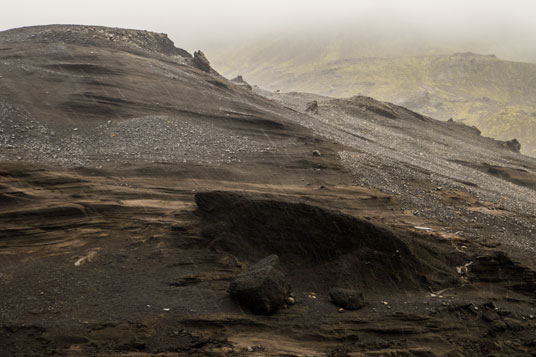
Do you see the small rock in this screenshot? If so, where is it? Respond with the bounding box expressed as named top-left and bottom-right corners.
top-left (192, 50), bottom-right (211, 73)
top-left (285, 296), bottom-right (296, 305)
top-left (491, 320), bottom-right (507, 332)
top-left (483, 301), bottom-right (497, 310)
top-left (338, 308), bottom-right (345, 313)
top-left (312, 150), bottom-right (321, 157)
top-left (482, 310), bottom-right (499, 322)
top-left (329, 288), bottom-right (365, 310)
top-left (171, 223), bottom-right (186, 231)
top-left (230, 75), bottom-right (252, 90)
top-left (132, 342), bottom-right (146, 350)
top-left (504, 317), bottom-right (523, 331)
top-left (305, 100), bottom-right (319, 114)
top-left (502, 138), bottom-right (521, 153)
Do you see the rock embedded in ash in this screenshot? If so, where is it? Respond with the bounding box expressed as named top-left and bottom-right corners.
top-left (482, 309), bottom-right (499, 322)
top-left (230, 75), bottom-right (252, 90)
top-left (228, 255), bottom-right (290, 315)
top-left (192, 50), bottom-right (211, 73)
top-left (502, 138), bottom-right (521, 153)
top-left (305, 100), bottom-right (319, 114)
top-left (504, 317), bottom-right (523, 331)
top-left (491, 319), bottom-right (507, 332)
top-left (329, 287), bottom-right (365, 310)
top-left (285, 296), bottom-right (296, 305)
top-left (312, 150), bottom-right (321, 157)
top-left (170, 223), bottom-right (186, 231)
top-left (231, 75), bottom-right (246, 84)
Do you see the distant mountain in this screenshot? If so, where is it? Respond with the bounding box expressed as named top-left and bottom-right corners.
top-left (214, 50), bottom-right (536, 156)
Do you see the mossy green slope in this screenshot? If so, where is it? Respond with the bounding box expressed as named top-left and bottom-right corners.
top-left (214, 52), bottom-right (536, 156)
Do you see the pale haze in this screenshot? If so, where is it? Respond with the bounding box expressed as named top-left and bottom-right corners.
top-left (2, 0), bottom-right (536, 62)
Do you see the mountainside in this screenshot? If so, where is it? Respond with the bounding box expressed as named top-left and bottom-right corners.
top-left (1, 25), bottom-right (536, 356)
top-left (213, 50), bottom-right (536, 157)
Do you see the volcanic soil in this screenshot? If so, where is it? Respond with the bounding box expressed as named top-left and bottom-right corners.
top-left (0, 25), bottom-right (535, 356)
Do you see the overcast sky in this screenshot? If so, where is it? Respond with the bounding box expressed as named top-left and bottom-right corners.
top-left (2, 0), bottom-right (536, 62)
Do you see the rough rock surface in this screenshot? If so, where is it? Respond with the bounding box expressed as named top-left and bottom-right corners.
top-left (231, 75), bottom-right (253, 90)
top-left (228, 255), bottom-right (290, 315)
top-left (192, 50), bottom-right (211, 72)
top-left (503, 138), bottom-right (522, 153)
top-left (329, 288), bottom-right (365, 310)
top-left (306, 100), bottom-right (319, 114)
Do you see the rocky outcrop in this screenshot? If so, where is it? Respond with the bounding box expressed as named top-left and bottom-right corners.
top-left (305, 100), bottom-right (319, 114)
top-left (192, 50), bottom-right (211, 73)
top-left (231, 75), bottom-right (252, 90)
top-left (502, 138), bottom-right (521, 153)
top-left (228, 255), bottom-right (290, 315)
top-left (10, 25), bottom-right (192, 58)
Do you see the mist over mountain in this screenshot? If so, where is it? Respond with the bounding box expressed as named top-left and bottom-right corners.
top-left (211, 25), bottom-right (536, 156)
top-left (209, 18), bottom-right (536, 65)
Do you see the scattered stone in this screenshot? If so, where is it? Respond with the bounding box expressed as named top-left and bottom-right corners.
top-left (228, 255), bottom-right (290, 315)
top-left (483, 301), bottom-right (497, 310)
top-left (312, 150), bottom-right (321, 157)
top-left (490, 319), bottom-right (507, 332)
top-left (285, 296), bottom-right (296, 305)
top-left (245, 345), bottom-right (264, 352)
top-left (414, 226), bottom-right (433, 231)
top-left (482, 310), bottom-right (499, 322)
top-left (501, 138), bottom-right (521, 153)
top-left (305, 100), bottom-right (319, 114)
top-left (171, 223), bottom-right (186, 231)
top-left (230, 75), bottom-right (252, 90)
top-left (192, 50), bottom-right (211, 73)
top-left (329, 288), bottom-right (365, 310)
top-left (338, 307), bottom-right (345, 313)
top-left (504, 317), bottom-right (523, 331)
top-left (132, 342), bottom-right (146, 350)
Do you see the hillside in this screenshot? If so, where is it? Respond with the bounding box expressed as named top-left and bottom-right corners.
top-left (213, 50), bottom-right (536, 156)
top-left (1, 25), bottom-right (536, 356)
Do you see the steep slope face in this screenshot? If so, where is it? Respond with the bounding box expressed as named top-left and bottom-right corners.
top-left (1, 26), bottom-right (536, 356)
top-left (214, 50), bottom-right (536, 156)
top-left (0, 25), bottom-right (330, 167)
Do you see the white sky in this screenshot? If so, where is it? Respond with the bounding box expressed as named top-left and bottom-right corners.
top-left (2, 0), bottom-right (536, 61)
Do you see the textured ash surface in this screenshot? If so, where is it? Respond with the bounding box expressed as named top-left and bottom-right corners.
top-left (0, 25), bottom-right (535, 356)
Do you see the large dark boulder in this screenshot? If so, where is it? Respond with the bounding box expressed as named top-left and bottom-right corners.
top-left (228, 255), bottom-right (290, 315)
top-left (329, 287), bottom-right (364, 310)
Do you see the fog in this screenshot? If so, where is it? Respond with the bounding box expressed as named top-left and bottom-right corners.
top-left (1, 0), bottom-right (536, 62)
